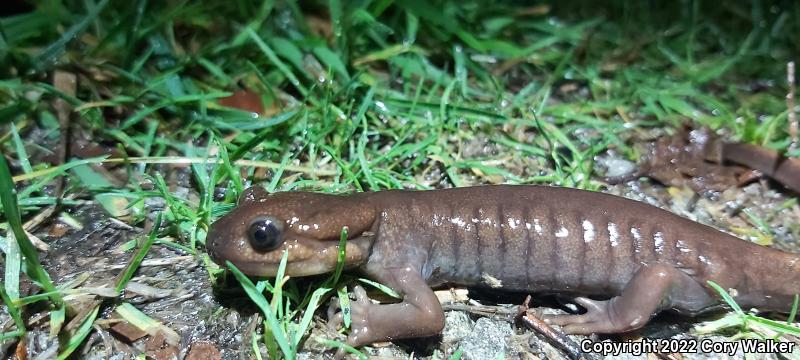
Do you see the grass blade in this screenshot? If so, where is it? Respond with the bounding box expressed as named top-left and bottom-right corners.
top-left (227, 261), bottom-right (293, 358)
top-left (3, 232), bottom-right (21, 300)
top-left (56, 306), bottom-right (100, 360)
top-left (0, 285), bottom-right (25, 336)
top-left (115, 302), bottom-right (180, 344)
top-left (114, 212), bottom-right (161, 294)
top-left (0, 156), bottom-right (61, 303)
top-left (247, 27), bottom-right (307, 97)
top-left (70, 164), bottom-right (130, 217)
top-left (314, 337), bottom-right (366, 359)
top-left (34, 0), bottom-right (111, 70)
top-left (706, 280), bottom-right (744, 315)
top-left (10, 123), bottom-right (31, 174)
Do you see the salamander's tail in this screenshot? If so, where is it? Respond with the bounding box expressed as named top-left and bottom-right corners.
top-left (766, 251), bottom-right (800, 310)
top-left (721, 142), bottom-right (800, 193)
top-left (735, 248), bottom-right (800, 312)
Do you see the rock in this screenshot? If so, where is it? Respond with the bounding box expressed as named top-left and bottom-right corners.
top-left (461, 317), bottom-right (513, 360)
top-left (110, 321), bottom-right (148, 343)
top-left (595, 154), bottom-right (637, 178)
top-left (442, 311), bottom-right (474, 343)
top-left (185, 341), bottom-right (221, 360)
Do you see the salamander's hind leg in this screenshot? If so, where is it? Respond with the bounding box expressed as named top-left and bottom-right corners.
top-left (542, 263), bottom-right (715, 334)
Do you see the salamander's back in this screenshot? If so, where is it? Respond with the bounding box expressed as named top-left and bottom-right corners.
top-left (366, 185), bottom-right (797, 309)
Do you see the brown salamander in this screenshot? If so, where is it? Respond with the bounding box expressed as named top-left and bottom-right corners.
top-left (721, 142), bottom-right (800, 194)
top-left (610, 127), bottom-right (800, 196)
top-left (207, 185), bottom-right (800, 347)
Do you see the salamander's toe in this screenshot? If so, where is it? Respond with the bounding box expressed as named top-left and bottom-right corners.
top-left (327, 297), bottom-right (343, 331)
top-left (345, 285), bottom-right (377, 347)
top-left (541, 297), bottom-right (618, 334)
top-left (326, 285), bottom-right (379, 348)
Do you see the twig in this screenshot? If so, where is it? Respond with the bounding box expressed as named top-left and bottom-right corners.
top-left (442, 298), bottom-right (596, 359)
top-left (51, 71), bottom-right (75, 205)
top-left (788, 61), bottom-right (797, 153)
top-left (22, 72), bottom-right (77, 237)
top-left (441, 302), bottom-right (517, 322)
top-left (104, 255), bottom-right (195, 270)
top-left (12, 157), bottom-right (339, 183)
top-left (517, 295), bottom-right (597, 360)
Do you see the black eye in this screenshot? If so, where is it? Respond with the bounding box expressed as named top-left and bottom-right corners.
top-left (247, 217), bottom-right (283, 252)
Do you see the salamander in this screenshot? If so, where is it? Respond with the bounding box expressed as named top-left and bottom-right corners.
top-left (721, 142), bottom-right (800, 194)
top-left (206, 185), bottom-right (800, 348)
top-left (608, 127), bottom-right (800, 196)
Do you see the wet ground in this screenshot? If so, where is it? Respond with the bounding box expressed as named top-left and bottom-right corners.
top-left (2, 133), bottom-right (800, 360)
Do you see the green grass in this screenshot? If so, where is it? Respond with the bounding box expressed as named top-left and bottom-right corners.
top-left (1, 0), bottom-right (799, 358)
top-left (695, 281), bottom-right (800, 349)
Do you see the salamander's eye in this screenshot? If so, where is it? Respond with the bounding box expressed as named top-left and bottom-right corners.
top-left (247, 217), bottom-right (283, 252)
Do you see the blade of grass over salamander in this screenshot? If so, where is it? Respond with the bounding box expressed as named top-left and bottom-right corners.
top-left (788, 295), bottom-right (799, 324)
top-left (322, 227), bottom-right (352, 329)
top-left (227, 259), bottom-right (293, 359)
top-left (356, 278), bottom-right (400, 299)
top-left (705, 280), bottom-right (800, 337)
top-left (332, 227), bottom-right (348, 286)
top-left (294, 287), bottom-right (331, 347)
top-left (335, 280), bottom-right (352, 331)
top-left (706, 281), bottom-right (744, 315)
top-left (271, 251), bottom-right (288, 337)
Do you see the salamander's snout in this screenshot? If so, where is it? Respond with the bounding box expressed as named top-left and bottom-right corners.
top-left (202, 191), bottom-right (377, 277)
top-left (205, 210), bottom-right (254, 271)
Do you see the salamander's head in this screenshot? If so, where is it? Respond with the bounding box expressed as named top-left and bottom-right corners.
top-left (206, 186), bottom-right (377, 277)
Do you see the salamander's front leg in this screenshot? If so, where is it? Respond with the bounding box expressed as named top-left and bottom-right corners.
top-left (328, 268), bottom-right (445, 347)
top-left (542, 263), bottom-right (714, 334)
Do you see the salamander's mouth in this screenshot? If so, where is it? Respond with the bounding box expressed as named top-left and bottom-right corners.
top-left (206, 234), bottom-right (376, 277)
top-left (217, 260), bottom-right (339, 277)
